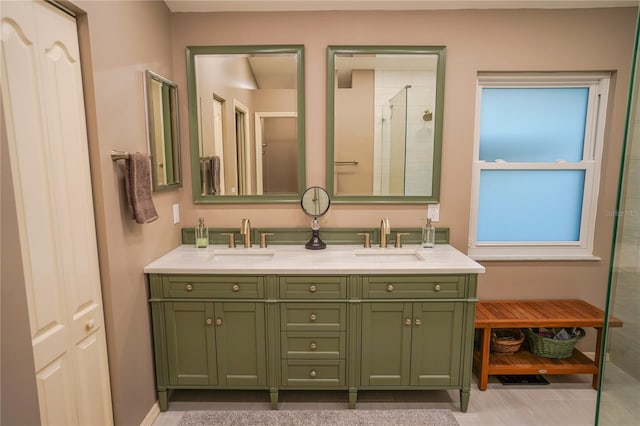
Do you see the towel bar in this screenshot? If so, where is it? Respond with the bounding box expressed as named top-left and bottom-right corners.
top-left (111, 150), bottom-right (129, 161)
top-left (334, 160), bottom-right (359, 165)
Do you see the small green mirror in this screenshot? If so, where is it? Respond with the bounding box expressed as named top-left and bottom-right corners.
top-left (145, 70), bottom-right (182, 191)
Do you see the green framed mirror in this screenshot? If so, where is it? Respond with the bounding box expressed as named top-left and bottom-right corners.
top-left (145, 69), bottom-right (182, 191)
top-left (186, 45), bottom-right (305, 203)
top-left (327, 46), bottom-right (446, 203)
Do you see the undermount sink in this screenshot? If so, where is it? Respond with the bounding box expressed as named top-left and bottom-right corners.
top-left (210, 249), bottom-right (276, 262)
top-left (353, 249), bottom-right (425, 262)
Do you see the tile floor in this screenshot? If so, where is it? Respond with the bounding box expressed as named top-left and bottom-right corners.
top-left (152, 368), bottom-right (638, 426)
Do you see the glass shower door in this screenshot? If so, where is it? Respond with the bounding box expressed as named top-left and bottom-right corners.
top-left (596, 10), bottom-right (640, 425)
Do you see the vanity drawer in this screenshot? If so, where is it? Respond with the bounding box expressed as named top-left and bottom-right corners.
top-left (281, 359), bottom-right (345, 387)
top-left (362, 275), bottom-right (465, 299)
top-left (280, 303), bottom-right (346, 331)
top-left (281, 331), bottom-right (345, 359)
top-left (163, 276), bottom-right (264, 299)
top-left (279, 276), bottom-right (347, 299)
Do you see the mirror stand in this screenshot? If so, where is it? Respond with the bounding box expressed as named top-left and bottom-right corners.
top-left (301, 186), bottom-right (331, 250)
top-left (305, 218), bottom-right (326, 250)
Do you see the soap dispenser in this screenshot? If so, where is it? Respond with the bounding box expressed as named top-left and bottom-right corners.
top-left (195, 217), bottom-right (209, 248)
top-left (422, 218), bottom-right (435, 248)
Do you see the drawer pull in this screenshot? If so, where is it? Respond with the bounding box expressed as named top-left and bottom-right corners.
top-left (414, 318), bottom-right (422, 326)
top-left (232, 284), bottom-right (240, 292)
top-left (309, 313), bottom-right (317, 321)
top-left (404, 318), bottom-right (412, 326)
top-left (206, 318), bottom-right (213, 325)
top-left (310, 342), bottom-right (318, 350)
top-left (309, 370), bottom-right (317, 378)
top-left (538, 369), bottom-right (548, 374)
top-left (186, 284), bottom-right (193, 291)
top-left (309, 285), bottom-right (317, 293)
top-left (386, 284), bottom-right (394, 292)
top-left (434, 284), bottom-right (441, 292)
top-left (215, 318), bottom-right (223, 326)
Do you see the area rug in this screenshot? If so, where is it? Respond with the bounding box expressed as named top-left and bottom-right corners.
top-left (178, 409), bottom-right (459, 425)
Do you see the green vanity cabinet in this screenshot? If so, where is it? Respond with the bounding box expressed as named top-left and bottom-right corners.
top-left (149, 275), bottom-right (268, 411)
top-left (148, 271), bottom-right (477, 412)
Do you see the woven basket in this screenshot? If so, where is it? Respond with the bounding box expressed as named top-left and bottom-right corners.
top-left (490, 328), bottom-right (525, 355)
top-left (525, 327), bottom-right (586, 359)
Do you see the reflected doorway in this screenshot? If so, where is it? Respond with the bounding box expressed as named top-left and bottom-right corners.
top-left (255, 113), bottom-right (297, 195)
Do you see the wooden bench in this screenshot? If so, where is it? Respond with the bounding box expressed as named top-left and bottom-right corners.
top-left (473, 299), bottom-right (623, 391)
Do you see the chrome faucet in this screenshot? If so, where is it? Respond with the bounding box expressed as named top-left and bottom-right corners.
top-left (240, 218), bottom-right (252, 248)
top-left (379, 218), bottom-right (390, 248)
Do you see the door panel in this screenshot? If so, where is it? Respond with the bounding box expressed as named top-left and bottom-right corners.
top-left (35, 356), bottom-right (77, 425)
top-left (215, 303), bottom-right (266, 386)
top-left (360, 302), bottom-right (412, 386)
top-left (166, 302), bottom-right (217, 385)
top-left (411, 302), bottom-right (462, 386)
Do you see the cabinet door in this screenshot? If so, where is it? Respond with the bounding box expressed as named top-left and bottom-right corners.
top-left (410, 302), bottom-right (462, 386)
top-left (165, 302), bottom-right (217, 385)
top-left (214, 303), bottom-right (267, 386)
top-left (361, 303), bottom-right (412, 386)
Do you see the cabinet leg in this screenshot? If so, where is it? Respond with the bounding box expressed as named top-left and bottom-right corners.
top-left (459, 389), bottom-right (470, 412)
top-left (348, 389), bottom-right (357, 409)
top-left (270, 390), bottom-right (279, 410)
top-left (158, 390), bottom-right (168, 412)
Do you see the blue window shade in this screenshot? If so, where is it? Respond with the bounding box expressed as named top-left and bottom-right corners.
top-left (477, 170), bottom-right (585, 242)
top-left (479, 88), bottom-right (588, 162)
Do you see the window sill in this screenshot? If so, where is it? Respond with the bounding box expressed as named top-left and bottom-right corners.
top-left (468, 246), bottom-right (601, 261)
top-left (470, 253), bottom-right (601, 262)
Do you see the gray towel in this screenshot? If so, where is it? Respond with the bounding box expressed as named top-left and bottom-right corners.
top-left (125, 152), bottom-right (158, 224)
top-left (211, 155), bottom-right (221, 195)
top-left (200, 157), bottom-right (214, 195)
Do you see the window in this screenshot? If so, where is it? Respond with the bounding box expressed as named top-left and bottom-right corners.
top-left (469, 73), bottom-right (610, 260)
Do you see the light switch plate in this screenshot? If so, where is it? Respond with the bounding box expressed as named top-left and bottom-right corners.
top-left (427, 203), bottom-right (440, 222)
top-left (172, 204), bottom-right (180, 224)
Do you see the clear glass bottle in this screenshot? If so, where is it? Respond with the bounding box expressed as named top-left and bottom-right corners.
top-left (422, 218), bottom-right (435, 248)
top-left (195, 217), bottom-right (209, 248)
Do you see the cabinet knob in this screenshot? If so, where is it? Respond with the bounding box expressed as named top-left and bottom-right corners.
top-left (434, 284), bottom-right (441, 292)
top-left (310, 342), bottom-right (318, 350)
top-left (404, 318), bottom-right (412, 326)
top-left (387, 284), bottom-right (394, 292)
top-left (206, 318), bottom-right (213, 325)
top-left (309, 370), bottom-right (317, 378)
top-left (232, 284), bottom-right (240, 292)
top-left (415, 318), bottom-right (422, 326)
top-left (215, 318), bottom-right (223, 326)
top-left (186, 284), bottom-right (193, 291)
top-left (309, 313), bottom-right (317, 321)
top-left (85, 319), bottom-right (96, 330)
top-left (309, 285), bottom-right (317, 293)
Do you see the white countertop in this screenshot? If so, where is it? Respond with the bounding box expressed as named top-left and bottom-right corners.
top-left (144, 244), bottom-right (485, 275)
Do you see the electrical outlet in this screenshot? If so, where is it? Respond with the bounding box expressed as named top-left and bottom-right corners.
top-left (427, 203), bottom-right (440, 222)
top-left (172, 204), bottom-right (180, 224)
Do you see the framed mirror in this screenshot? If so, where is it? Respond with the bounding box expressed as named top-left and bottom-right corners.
top-left (186, 45), bottom-right (305, 203)
top-left (327, 46), bottom-right (446, 203)
top-left (145, 69), bottom-right (182, 191)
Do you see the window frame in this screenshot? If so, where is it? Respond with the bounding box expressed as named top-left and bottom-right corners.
top-left (469, 73), bottom-right (610, 261)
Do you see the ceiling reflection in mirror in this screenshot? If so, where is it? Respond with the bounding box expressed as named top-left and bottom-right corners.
top-left (187, 45), bottom-right (305, 203)
top-left (327, 46), bottom-right (445, 203)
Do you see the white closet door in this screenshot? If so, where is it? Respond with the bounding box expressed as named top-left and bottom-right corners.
top-left (1, 1), bottom-right (113, 425)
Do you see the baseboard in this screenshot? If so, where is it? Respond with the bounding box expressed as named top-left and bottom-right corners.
top-left (140, 401), bottom-right (160, 426)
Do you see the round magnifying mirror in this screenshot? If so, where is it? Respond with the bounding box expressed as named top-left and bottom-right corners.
top-left (301, 187), bottom-right (330, 250)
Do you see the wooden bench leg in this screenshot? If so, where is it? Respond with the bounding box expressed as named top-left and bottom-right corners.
top-left (478, 327), bottom-right (490, 391)
top-left (592, 327), bottom-right (603, 390)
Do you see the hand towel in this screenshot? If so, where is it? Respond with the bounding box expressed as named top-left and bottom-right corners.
top-left (200, 157), bottom-right (214, 195)
top-left (125, 152), bottom-right (159, 224)
top-left (211, 155), bottom-right (221, 195)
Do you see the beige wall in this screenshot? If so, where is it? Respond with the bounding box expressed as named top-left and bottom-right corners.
top-left (75, 1), bottom-right (182, 424)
